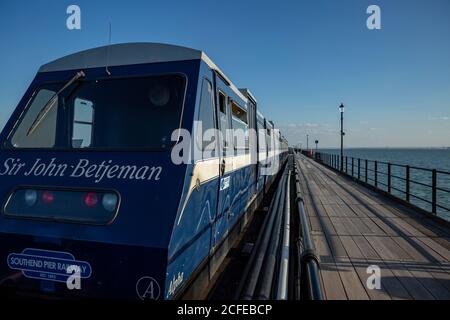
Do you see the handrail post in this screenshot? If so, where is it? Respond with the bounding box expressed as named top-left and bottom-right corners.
top-left (388, 163), bottom-right (391, 194)
top-left (365, 159), bottom-right (368, 183)
top-left (352, 157), bottom-right (354, 177)
top-left (358, 158), bottom-right (361, 180)
top-left (406, 165), bottom-right (410, 202)
top-left (432, 169), bottom-right (437, 214)
top-left (345, 156), bottom-right (348, 173)
top-left (374, 161), bottom-right (378, 187)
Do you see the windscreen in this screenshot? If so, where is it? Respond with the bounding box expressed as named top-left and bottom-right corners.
top-left (7, 74), bottom-right (186, 150)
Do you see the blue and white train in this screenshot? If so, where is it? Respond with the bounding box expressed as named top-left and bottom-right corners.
top-left (0, 43), bottom-right (288, 299)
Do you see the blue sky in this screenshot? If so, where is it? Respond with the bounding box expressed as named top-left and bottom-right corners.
top-left (0, 0), bottom-right (449, 147)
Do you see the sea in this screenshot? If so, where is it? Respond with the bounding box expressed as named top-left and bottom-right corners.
top-left (316, 148), bottom-right (450, 221)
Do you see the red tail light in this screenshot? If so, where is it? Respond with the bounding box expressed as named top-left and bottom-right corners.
top-left (42, 191), bottom-right (55, 204)
top-left (84, 192), bottom-right (98, 207)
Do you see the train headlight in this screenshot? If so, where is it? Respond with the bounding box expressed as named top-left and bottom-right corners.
top-left (24, 190), bottom-right (37, 207)
top-left (102, 193), bottom-right (118, 212)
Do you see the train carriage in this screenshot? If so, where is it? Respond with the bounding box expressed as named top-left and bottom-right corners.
top-left (0, 43), bottom-right (288, 299)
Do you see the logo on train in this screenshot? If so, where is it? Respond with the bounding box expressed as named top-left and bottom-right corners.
top-left (136, 276), bottom-right (161, 300)
top-left (168, 271), bottom-right (184, 297)
top-left (7, 248), bottom-right (92, 283)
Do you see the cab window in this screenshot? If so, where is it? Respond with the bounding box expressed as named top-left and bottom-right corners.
top-left (10, 87), bottom-right (59, 148)
top-left (196, 78), bottom-right (216, 156)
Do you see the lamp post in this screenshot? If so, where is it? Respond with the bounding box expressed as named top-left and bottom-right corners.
top-left (306, 134), bottom-right (309, 151)
top-left (339, 103), bottom-right (345, 171)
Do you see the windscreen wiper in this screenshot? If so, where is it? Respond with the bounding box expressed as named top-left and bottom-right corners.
top-left (26, 70), bottom-right (86, 136)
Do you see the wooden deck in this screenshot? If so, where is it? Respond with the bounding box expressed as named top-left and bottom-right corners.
top-left (296, 154), bottom-right (450, 300)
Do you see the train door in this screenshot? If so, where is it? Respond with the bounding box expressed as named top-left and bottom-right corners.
top-left (264, 119), bottom-right (272, 190)
top-left (247, 100), bottom-right (257, 197)
top-left (210, 73), bottom-right (233, 276)
top-left (256, 113), bottom-right (266, 194)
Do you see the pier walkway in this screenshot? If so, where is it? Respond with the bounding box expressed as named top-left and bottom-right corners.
top-left (296, 154), bottom-right (450, 300)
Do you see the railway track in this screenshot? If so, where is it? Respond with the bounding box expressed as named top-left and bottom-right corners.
top-left (206, 155), bottom-right (324, 300)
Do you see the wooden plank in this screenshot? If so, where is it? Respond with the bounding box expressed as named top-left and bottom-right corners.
top-left (334, 256), bottom-right (370, 300)
top-left (309, 216), bottom-right (323, 232)
top-left (341, 217), bottom-right (362, 236)
top-left (352, 236), bottom-right (412, 299)
top-left (425, 267), bottom-right (450, 292)
top-left (378, 236), bottom-right (412, 261)
top-left (406, 268), bottom-right (450, 299)
top-left (318, 216), bottom-right (338, 236)
top-left (340, 236), bottom-right (365, 259)
top-left (386, 217), bottom-right (426, 237)
top-left (390, 237), bottom-right (428, 263)
top-left (402, 218), bottom-right (447, 237)
top-left (336, 204), bottom-right (358, 218)
top-left (352, 236), bottom-right (380, 260)
top-left (360, 218), bottom-right (386, 236)
top-left (367, 204), bottom-right (398, 218)
top-left (314, 203), bottom-right (330, 217)
top-left (416, 237), bottom-right (450, 262)
top-left (329, 217), bottom-right (352, 235)
top-left (387, 263), bottom-right (435, 300)
top-left (407, 237), bottom-right (450, 264)
top-left (350, 204), bottom-right (376, 218)
top-left (322, 204), bottom-right (340, 217)
top-left (327, 235), bottom-right (348, 258)
top-left (349, 258), bottom-right (391, 300)
top-left (313, 234), bottom-right (347, 300)
top-left (433, 237), bottom-right (450, 251)
top-left (365, 236), bottom-right (401, 261)
top-left (370, 218), bottom-right (398, 237)
top-left (347, 218), bottom-right (373, 235)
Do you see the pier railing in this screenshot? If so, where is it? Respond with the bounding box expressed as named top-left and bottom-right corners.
top-left (300, 150), bottom-right (450, 217)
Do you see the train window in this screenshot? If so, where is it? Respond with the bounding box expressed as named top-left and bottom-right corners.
top-left (196, 78), bottom-right (216, 154)
top-left (231, 101), bottom-right (248, 150)
top-left (218, 92), bottom-right (230, 151)
top-left (72, 98), bottom-right (94, 148)
top-left (10, 87), bottom-right (59, 148)
top-left (7, 74), bottom-right (186, 150)
top-left (257, 118), bottom-right (266, 152)
top-left (266, 127), bottom-right (272, 152)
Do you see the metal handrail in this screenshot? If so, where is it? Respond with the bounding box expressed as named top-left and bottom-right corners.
top-left (294, 157), bottom-right (324, 300)
top-left (300, 150), bottom-right (450, 216)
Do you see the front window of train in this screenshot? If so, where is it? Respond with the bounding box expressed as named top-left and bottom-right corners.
top-left (5, 74), bottom-right (186, 150)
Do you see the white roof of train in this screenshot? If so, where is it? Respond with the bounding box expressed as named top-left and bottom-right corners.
top-left (38, 43), bottom-right (280, 131)
top-left (38, 42), bottom-right (247, 101)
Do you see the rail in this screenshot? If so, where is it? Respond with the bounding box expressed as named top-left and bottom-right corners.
top-left (293, 156), bottom-right (324, 300)
top-left (236, 163), bottom-right (290, 300)
top-left (236, 155), bottom-right (324, 300)
top-left (302, 150), bottom-right (450, 217)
